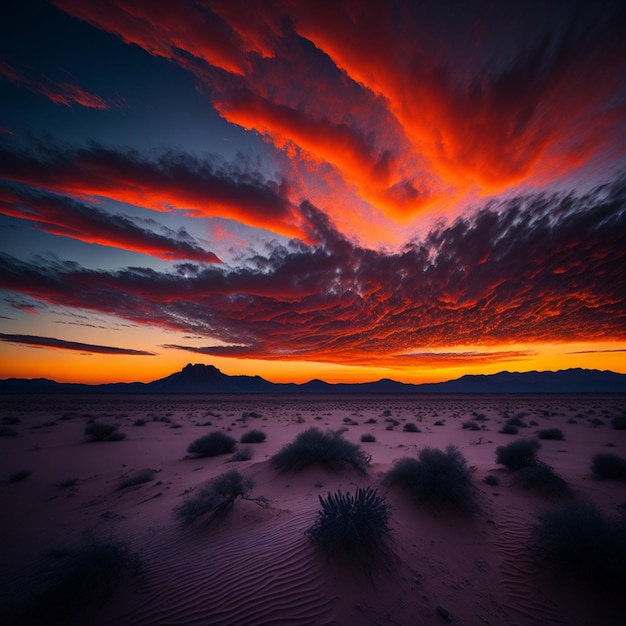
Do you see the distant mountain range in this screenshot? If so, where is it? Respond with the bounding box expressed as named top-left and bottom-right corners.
top-left (1, 364), bottom-right (625, 393)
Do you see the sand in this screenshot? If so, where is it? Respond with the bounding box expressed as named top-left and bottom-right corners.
top-left (1, 393), bottom-right (625, 625)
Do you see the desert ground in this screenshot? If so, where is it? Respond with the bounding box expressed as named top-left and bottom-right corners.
top-left (1, 393), bottom-right (625, 625)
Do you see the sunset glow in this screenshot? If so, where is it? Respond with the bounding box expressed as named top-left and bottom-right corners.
top-left (1, 0), bottom-right (625, 384)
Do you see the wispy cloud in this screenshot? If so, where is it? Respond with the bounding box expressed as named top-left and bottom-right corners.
top-left (0, 332), bottom-right (156, 355)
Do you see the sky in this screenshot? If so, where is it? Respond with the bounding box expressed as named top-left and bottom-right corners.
top-left (0, 0), bottom-right (625, 385)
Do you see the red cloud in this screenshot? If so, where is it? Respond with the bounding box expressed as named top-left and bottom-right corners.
top-left (0, 333), bottom-right (155, 355)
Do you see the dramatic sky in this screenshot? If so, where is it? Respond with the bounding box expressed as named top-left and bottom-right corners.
top-left (1, 0), bottom-right (625, 384)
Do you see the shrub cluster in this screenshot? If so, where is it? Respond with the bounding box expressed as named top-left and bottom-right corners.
top-left (536, 428), bottom-right (564, 440)
top-left (240, 429), bottom-right (266, 444)
top-left (495, 438), bottom-right (541, 470)
top-left (514, 462), bottom-right (570, 496)
top-left (306, 487), bottom-right (391, 565)
top-left (84, 422), bottom-right (126, 442)
top-left (384, 446), bottom-right (475, 512)
top-left (499, 424), bottom-right (519, 435)
top-left (271, 428), bottom-right (369, 473)
top-left (532, 501), bottom-right (626, 593)
top-left (174, 470), bottom-right (266, 524)
top-left (360, 433), bottom-right (376, 443)
top-left (591, 453), bottom-right (626, 479)
top-left (403, 423), bottom-right (420, 433)
top-left (187, 431), bottom-right (236, 457)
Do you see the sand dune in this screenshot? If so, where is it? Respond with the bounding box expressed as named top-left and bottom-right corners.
top-left (1, 393), bottom-right (625, 625)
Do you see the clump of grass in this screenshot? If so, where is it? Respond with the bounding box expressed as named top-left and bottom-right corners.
top-left (495, 438), bottom-right (541, 470)
top-left (462, 420), bottom-right (481, 431)
top-left (306, 487), bottom-right (391, 567)
top-left (532, 501), bottom-right (626, 593)
top-left (403, 422), bottom-right (420, 433)
top-left (17, 534), bottom-right (140, 623)
top-left (271, 427), bottom-right (369, 473)
top-left (384, 446), bottom-right (475, 512)
top-left (536, 428), bottom-right (564, 440)
top-left (9, 469), bottom-right (31, 483)
top-left (610, 414), bottom-right (626, 430)
top-left (187, 431), bottom-right (236, 458)
top-left (116, 469), bottom-right (157, 491)
top-left (361, 433), bottom-right (376, 443)
top-left (240, 429), bottom-right (266, 444)
top-left (499, 424), bottom-right (519, 435)
top-left (506, 416), bottom-right (528, 428)
top-left (84, 422), bottom-right (126, 442)
top-left (514, 462), bottom-right (570, 496)
top-left (591, 452), bottom-right (626, 479)
top-left (174, 470), bottom-right (267, 525)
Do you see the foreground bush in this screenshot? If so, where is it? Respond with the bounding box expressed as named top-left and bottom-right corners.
top-left (271, 428), bottom-right (369, 473)
top-left (532, 501), bottom-right (626, 593)
top-left (174, 470), bottom-right (267, 524)
top-left (187, 431), bottom-right (236, 457)
top-left (536, 428), bottom-right (564, 440)
top-left (384, 446), bottom-right (475, 512)
top-left (591, 453), bottom-right (626, 479)
top-left (495, 438), bottom-right (541, 470)
top-left (306, 488), bottom-right (391, 566)
top-left (514, 462), bottom-right (570, 496)
top-left (84, 422), bottom-right (126, 442)
top-left (240, 429), bottom-right (266, 444)
top-left (17, 534), bottom-right (140, 623)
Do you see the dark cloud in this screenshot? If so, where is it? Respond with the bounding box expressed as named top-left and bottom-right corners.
top-left (0, 183), bottom-right (221, 263)
top-left (0, 332), bottom-right (156, 355)
top-left (0, 178), bottom-right (624, 366)
top-left (0, 143), bottom-right (303, 238)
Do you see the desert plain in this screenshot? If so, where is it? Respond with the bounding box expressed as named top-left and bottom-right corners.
top-left (1, 392), bottom-right (625, 625)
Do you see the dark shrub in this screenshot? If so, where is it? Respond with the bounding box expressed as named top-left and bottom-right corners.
top-left (365, 418), bottom-right (377, 424)
top-left (403, 422), bottom-right (420, 432)
top-left (499, 424), bottom-right (519, 435)
top-left (384, 418), bottom-right (400, 426)
top-left (361, 433), bottom-right (376, 442)
top-left (58, 478), bottom-right (79, 489)
top-left (240, 429), bottom-right (266, 444)
top-left (174, 470), bottom-right (266, 524)
top-left (187, 431), bottom-right (236, 457)
top-left (462, 420), bottom-right (480, 431)
top-left (271, 428), bottom-right (369, 473)
top-left (532, 501), bottom-right (626, 593)
top-left (2, 416), bottom-right (20, 425)
top-left (384, 446), bottom-right (475, 512)
top-left (506, 416), bottom-right (527, 428)
top-left (132, 418), bottom-right (146, 426)
top-left (434, 420), bottom-right (445, 426)
top-left (483, 474), bottom-right (499, 486)
top-left (9, 469), bottom-right (31, 483)
top-left (306, 487), bottom-right (391, 566)
top-left (0, 426), bottom-right (18, 437)
top-left (589, 417), bottom-right (604, 426)
top-left (495, 438), bottom-right (541, 470)
top-left (84, 422), bottom-right (126, 442)
top-left (591, 453), bottom-right (626, 479)
top-left (18, 534), bottom-right (140, 623)
top-left (611, 414), bottom-right (626, 430)
top-left (536, 428), bottom-right (564, 440)
top-left (515, 462), bottom-right (570, 496)
top-left (116, 469), bottom-right (157, 491)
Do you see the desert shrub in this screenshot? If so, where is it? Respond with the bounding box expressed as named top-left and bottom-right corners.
top-left (58, 478), bottom-right (79, 489)
top-left (611, 414), bottom-right (626, 430)
top-left (384, 446), bottom-right (475, 512)
top-left (536, 428), bottom-right (564, 440)
top-left (17, 534), bottom-right (140, 623)
top-left (403, 422), bottom-right (420, 432)
top-left (2, 416), bottom-right (20, 425)
top-left (84, 422), bottom-right (126, 442)
top-left (532, 501), bottom-right (626, 593)
top-left (116, 469), bottom-right (157, 491)
top-left (384, 418), bottom-right (400, 426)
top-left (515, 462), bottom-right (570, 496)
top-left (0, 426), bottom-right (18, 437)
top-left (132, 418), bottom-right (147, 426)
top-left (360, 433), bottom-right (376, 442)
top-left (228, 446), bottom-right (253, 462)
top-left (434, 420), bottom-right (445, 426)
top-left (240, 429), bottom-right (266, 444)
top-left (483, 474), bottom-right (499, 486)
top-left (306, 488), bottom-right (391, 565)
top-left (589, 417), bottom-right (604, 426)
top-left (365, 418), bottom-right (377, 424)
top-left (9, 469), bottom-right (31, 483)
top-left (506, 416), bottom-right (527, 428)
top-left (567, 418), bottom-right (578, 424)
top-left (495, 438), bottom-right (541, 470)
top-left (271, 427), bottom-right (369, 473)
top-left (174, 470), bottom-right (266, 524)
top-left (187, 431), bottom-right (236, 457)
top-left (591, 453), bottom-right (626, 479)
top-left (462, 420), bottom-right (480, 431)
top-left (499, 424), bottom-right (519, 435)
